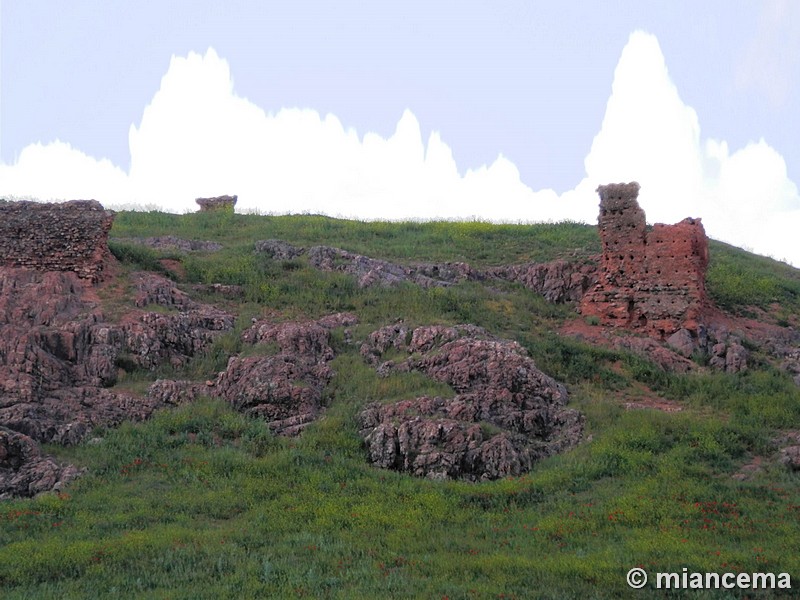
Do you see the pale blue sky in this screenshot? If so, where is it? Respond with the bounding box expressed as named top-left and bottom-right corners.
top-left (2, 1), bottom-right (796, 192)
top-left (2, 1), bottom-right (799, 264)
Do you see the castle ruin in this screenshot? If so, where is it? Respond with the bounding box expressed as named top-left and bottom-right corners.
top-left (0, 199), bottom-right (115, 282)
top-left (580, 182), bottom-right (709, 339)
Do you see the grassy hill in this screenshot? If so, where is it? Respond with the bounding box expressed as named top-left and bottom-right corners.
top-left (2, 210), bottom-right (799, 598)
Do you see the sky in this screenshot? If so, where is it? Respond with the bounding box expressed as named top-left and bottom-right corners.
top-left (1, 1), bottom-right (799, 264)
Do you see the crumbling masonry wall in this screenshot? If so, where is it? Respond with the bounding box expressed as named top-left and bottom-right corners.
top-left (580, 182), bottom-right (709, 338)
top-left (196, 195), bottom-right (237, 212)
top-left (0, 199), bottom-right (115, 281)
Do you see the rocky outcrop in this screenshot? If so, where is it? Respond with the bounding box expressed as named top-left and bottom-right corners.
top-left (212, 313), bottom-right (358, 436)
top-left (708, 335), bottom-right (749, 374)
top-left (486, 260), bottom-right (598, 303)
top-left (0, 267), bottom-right (235, 497)
top-left (256, 239), bottom-right (474, 288)
top-left (117, 309), bottom-right (234, 371)
top-left (562, 318), bottom-right (752, 375)
top-left (775, 432), bottom-right (800, 471)
top-left (0, 427), bottom-right (82, 499)
top-left (0, 270), bottom-right (232, 414)
top-left (1, 387), bottom-right (168, 446)
top-left (307, 245), bottom-right (448, 288)
top-left (357, 324), bottom-right (583, 481)
top-left (131, 271), bottom-right (196, 308)
top-left (147, 379), bottom-right (210, 406)
top-left (0, 199), bottom-right (114, 282)
top-left (112, 236), bottom-right (223, 252)
top-left (254, 239), bottom-right (305, 261)
top-left (196, 195), bottom-right (237, 212)
top-left (267, 242), bottom-right (474, 288)
top-left (256, 239), bottom-right (592, 302)
top-left (612, 334), bottom-right (697, 373)
top-left (112, 273), bottom-right (235, 371)
top-left (664, 325), bottom-right (749, 373)
top-left (0, 269), bottom-right (117, 403)
top-left (148, 313), bottom-right (358, 436)
top-left (580, 183), bottom-right (710, 339)
top-left (781, 349), bottom-right (800, 387)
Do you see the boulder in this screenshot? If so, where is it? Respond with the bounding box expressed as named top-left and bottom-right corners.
top-left (666, 328), bottom-right (696, 358)
top-left (0, 427), bottom-right (82, 499)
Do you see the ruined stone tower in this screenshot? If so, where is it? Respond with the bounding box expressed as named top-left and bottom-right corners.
top-left (580, 182), bottom-right (709, 339)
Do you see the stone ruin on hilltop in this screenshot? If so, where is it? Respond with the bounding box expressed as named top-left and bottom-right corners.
top-left (195, 194), bottom-right (237, 212)
top-left (580, 182), bottom-right (710, 340)
top-left (0, 199), bottom-right (115, 282)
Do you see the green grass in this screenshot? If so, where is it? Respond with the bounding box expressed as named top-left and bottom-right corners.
top-left (707, 240), bottom-right (800, 315)
top-left (3, 210), bottom-right (799, 598)
top-left (110, 209), bottom-right (601, 266)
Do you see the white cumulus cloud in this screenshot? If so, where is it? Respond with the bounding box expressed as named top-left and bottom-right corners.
top-left (2, 35), bottom-right (799, 265)
top-left (0, 140), bottom-right (129, 203)
top-left (572, 31), bottom-right (800, 264)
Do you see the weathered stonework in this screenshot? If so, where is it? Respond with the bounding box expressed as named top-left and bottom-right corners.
top-left (196, 195), bottom-right (237, 212)
top-left (0, 199), bottom-right (114, 282)
top-left (580, 182), bottom-right (709, 339)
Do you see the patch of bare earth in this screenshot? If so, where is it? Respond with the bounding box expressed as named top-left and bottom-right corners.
top-left (159, 258), bottom-right (187, 280)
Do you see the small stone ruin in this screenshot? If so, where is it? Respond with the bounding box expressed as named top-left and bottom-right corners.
top-left (195, 195), bottom-right (237, 212)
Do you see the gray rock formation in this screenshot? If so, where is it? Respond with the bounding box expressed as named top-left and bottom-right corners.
top-left (256, 238), bottom-right (595, 302)
top-left (0, 427), bottom-right (82, 499)
top-left (485, 260), bottom-right (597, 303)
top-left (150, 313), bottom-right (359, 437)
top-left (358, 324), bottom-right (584, 481)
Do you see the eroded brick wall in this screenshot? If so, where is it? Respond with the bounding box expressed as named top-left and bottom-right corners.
top-left (0, 200), bottom-right (115, 281)
top-left (580, 183), bottom-right (709, 338)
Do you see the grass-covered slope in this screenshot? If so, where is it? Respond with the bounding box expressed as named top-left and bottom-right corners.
top-left (2, 211), bottom-right (799, 599)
